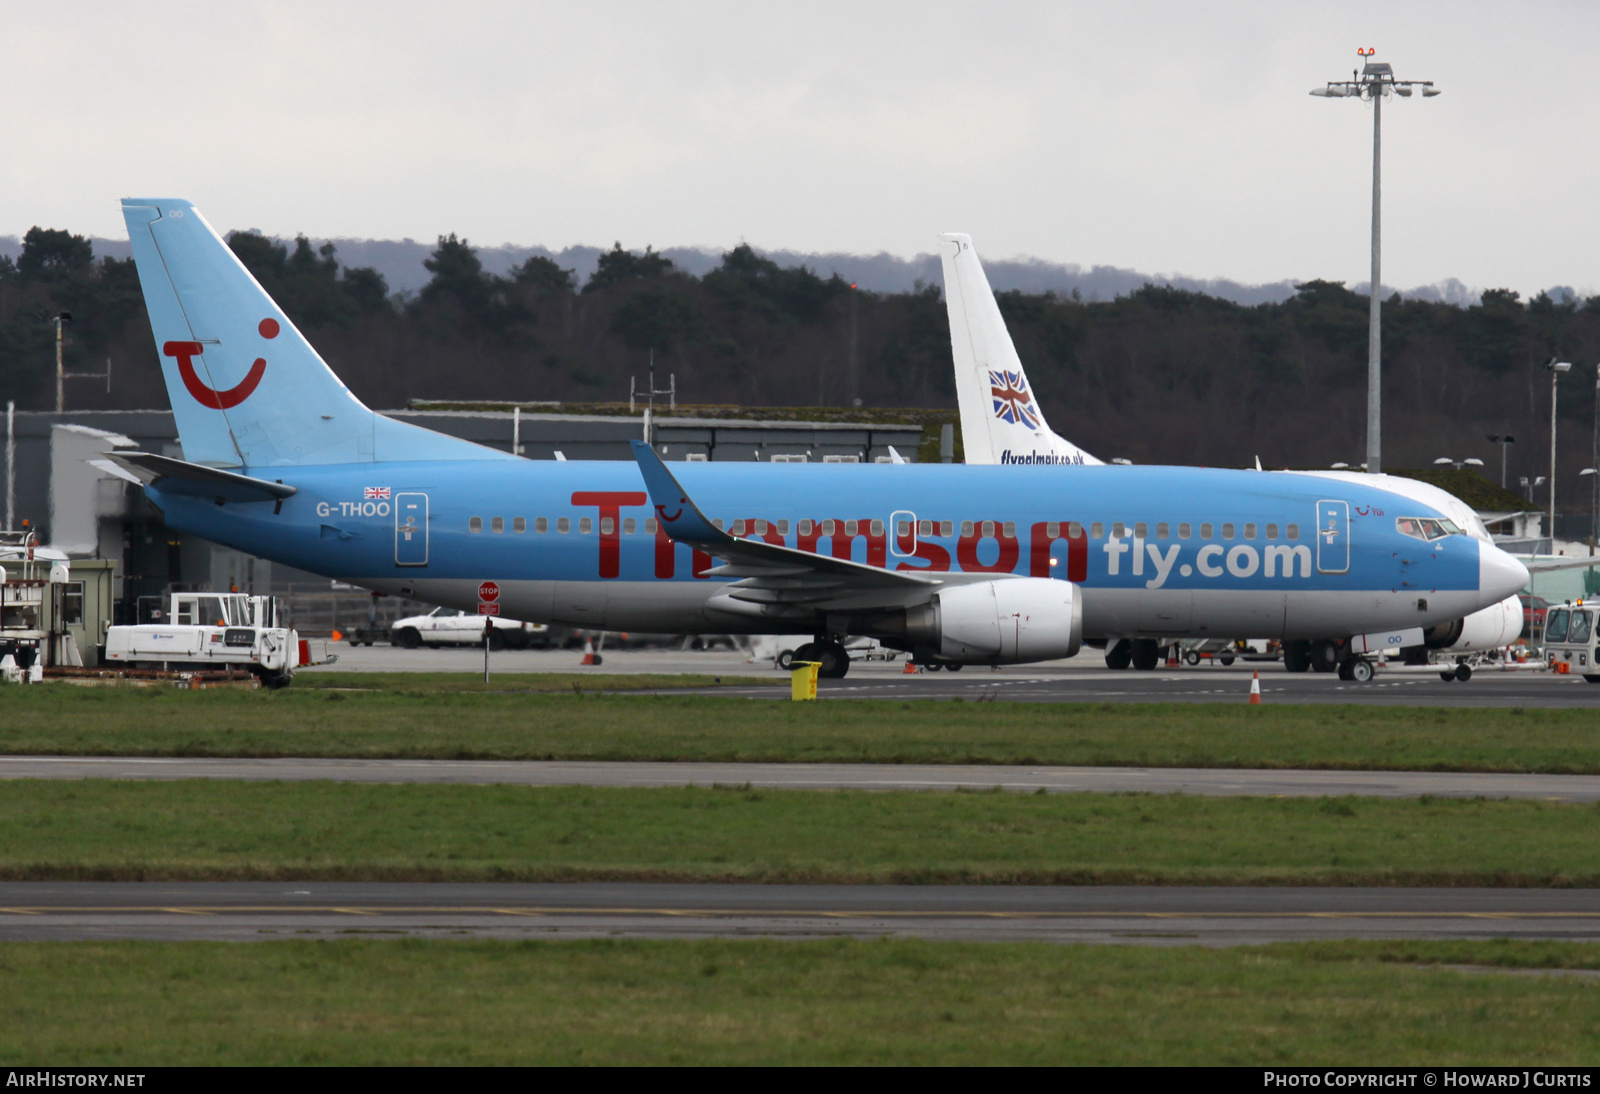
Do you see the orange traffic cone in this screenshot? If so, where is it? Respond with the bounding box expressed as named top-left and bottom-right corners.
top-left (1165, 644), bottom-right (1178, 668)
top-left (1247, 671), bottom-right (1262, 704)
top-left (902, 659), bottom-right (919, 674)
top-left (580, 638), bottom-right (598, 666)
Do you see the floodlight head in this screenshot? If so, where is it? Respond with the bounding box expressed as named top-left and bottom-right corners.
top-left (1395, 86), bottom-right (1413, 97)
top-left (1582, 468), bottom-right (1598, 478)
top-left (1433, 457), bottom-right (1453, 465)
top-left (1110, 458), bottom-right (1132, 466)
top-left (1310, 86), bottom-right (1347, 98)
top-left (1465, 458), bottom-right (1484, 467)
top-left (1553, 360), bottom-right (1573, 373)
top-left (1422, 86), bottom-right (1441, 97)
top-left (1331, 462), bottom-right (1349, 469)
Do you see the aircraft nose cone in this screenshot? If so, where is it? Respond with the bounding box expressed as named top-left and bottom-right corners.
top-left (1479, 543), bottom-right (1530, 602)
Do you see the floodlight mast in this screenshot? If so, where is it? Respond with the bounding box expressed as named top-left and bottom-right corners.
top-left (1311, 49), bottom-right (1439, 475)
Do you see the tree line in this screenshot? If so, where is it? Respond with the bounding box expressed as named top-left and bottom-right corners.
top-left (4, 225), bottom-right (1600, 511)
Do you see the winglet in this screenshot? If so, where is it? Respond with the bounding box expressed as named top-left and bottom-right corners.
top-left (630, 441), bottom-right (731, 548)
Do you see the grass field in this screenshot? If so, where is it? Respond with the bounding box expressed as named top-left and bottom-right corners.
top-left (7, 780), bottom-right (1600, 885)
top-left (3, 938), bottom-right (1600, 1065)
top-left (6, 679), bottom-right (1600, 772)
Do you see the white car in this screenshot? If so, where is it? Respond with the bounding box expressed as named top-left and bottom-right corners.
top-left (390, 608), bottom-right (549, 650)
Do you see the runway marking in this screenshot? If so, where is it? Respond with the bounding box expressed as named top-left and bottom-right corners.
top-left (4, 905), bottom-right (1600, 920)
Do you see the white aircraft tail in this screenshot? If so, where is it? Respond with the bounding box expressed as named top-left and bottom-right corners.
top-left (938, 233), bottom-right (1100, 466)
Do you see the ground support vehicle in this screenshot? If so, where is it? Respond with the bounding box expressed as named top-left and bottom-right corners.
top-left (1540, 601), bottom-right (1600, 683)
top-left (105, 592), bottom-right (329, 687)
top-left (389, 607), bottom-right (550, 650)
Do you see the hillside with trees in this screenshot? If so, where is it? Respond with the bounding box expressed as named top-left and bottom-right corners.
top-left (3, 226), bottom-right (1599, 515)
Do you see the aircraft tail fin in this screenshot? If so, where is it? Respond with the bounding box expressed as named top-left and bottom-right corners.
top-left (121, 198), bottom-right (510, 468)
top-left (938, 233), bottom-right (1100, 467)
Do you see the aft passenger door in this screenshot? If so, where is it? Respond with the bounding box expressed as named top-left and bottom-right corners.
top-left (1315, 500), bottom-right (1349, 574)
top-left (396, 492), bottom-right (429, 566)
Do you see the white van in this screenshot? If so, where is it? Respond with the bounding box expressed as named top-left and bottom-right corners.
top-left (1541, 602), bottom-right (1600, 683)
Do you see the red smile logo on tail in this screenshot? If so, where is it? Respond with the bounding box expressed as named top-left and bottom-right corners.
top-left (163, 318), bottom-right (277, 409)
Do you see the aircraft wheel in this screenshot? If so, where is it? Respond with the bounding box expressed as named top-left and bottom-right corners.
top-left (1184, 650), bottom-right (1202, 666)
top-left (1582, 674), bottom-right (1600, 684)
top-left (1339, 658), bottom-right (1373, 683)
top-left (817, 642), bottom-right (850, 679)
top-left (776, 649), bottom-right (795, 670)
top-left (397, 628), bottom-right (421, 649)
top-left (791, 642), bottom-right (819, 668)
top-left (1439, 671), bottom-right (1457, 682)
top-left (1455, 663), bottom-right (1472, 683)
top-left (1218, 654), bottom-right (1235, 667)
top-left (1130, 639), bottom-right (1161, 671)
top-left (944, 662), bottom-right (963, 672)
top-left (1104, 640), bottom-right (1132, 671)
top-left (1309, 640), bottom-right (1340, 673)
top-left (925, 661), bottom-right (943, 672)
top-left (1282, 641), bottom-right (1310, 673)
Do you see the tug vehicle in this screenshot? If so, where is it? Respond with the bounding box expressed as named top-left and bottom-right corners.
top-left (105, 591), bottom-right (327, 687)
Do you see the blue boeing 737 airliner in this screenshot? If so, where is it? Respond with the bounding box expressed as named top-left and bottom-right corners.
top-left (107, 199), bottom-right (1528, 679)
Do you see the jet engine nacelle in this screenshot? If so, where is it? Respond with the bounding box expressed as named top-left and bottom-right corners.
top-left (1422, 594), bottom-right (1523, 651)
top-left (906, 578), bottom-right (1082, 664)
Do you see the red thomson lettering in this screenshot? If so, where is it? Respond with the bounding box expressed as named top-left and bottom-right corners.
top-left (653, 519), bottom-right (712, 579)
top-left (957, 520), bottom-right (1020, 574)
top-left (894, 523), bottom-right (951, 574)
top-left (163, 341), bottom-right (266, 410)
top-left (572, 491), bottom-right (646, 578)
top-left (1030, 521), bottom-right (1088, 581)
top-left (797, 519), bottom-right (886, 567)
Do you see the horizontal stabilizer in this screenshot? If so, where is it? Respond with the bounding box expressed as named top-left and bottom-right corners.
top-left (106, 451), bottom-right (298, 504)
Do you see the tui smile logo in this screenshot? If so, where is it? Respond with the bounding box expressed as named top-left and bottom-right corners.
top-left (163, 317), bottom-right (278, 409)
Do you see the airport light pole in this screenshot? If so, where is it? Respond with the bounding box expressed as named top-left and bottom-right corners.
top-left (1312, 49), bottom-right (1439, 476)
top-left (1548, 359), bottom-right (1572, 544)
top-left (1487, 434), bottom-right (1516, 488)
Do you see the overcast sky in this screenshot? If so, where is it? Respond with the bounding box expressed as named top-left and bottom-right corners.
top-left (4, 1), bottom-right (1596, 297)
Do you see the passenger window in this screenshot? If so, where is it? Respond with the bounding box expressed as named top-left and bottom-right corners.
top-left (1134, 522), bottom-right (1148, 539)
top-left (981, 521), bottom-right (995, 537)
top-left (799, 520), bottom-right (813, 536)
top-left (822, 519), bottom-right (836, 535)
top-left (918, 520), bottom-right (933, 536)
top-left (644, 518), bottom-right (657, 534)
top-left (1045, 522), bottom-right (1059, 538)
top-left (623, 518), bottom-right (636, 535)
top-left (961, 521), bottom-right (974, 537)
top-left (753, 520), bottom-right (766, 534)
top-left (469, 517), bottom-right (483, 533)
top-left (845, 520), bottom-right (858, 536)
top-left (600, 517), bottom-right (614, 535)
top-left (580, 517), bottom-right (593, 534)
top-left (1178, 523), bottom-right (1191, 539)
top-left (1156, 523), bottom-right (1169, 539)
top-left (712, 519), bottom-right (724, 532)
top-left (1287, 524), bottom-right (1299, 541)
top-left (557, 517), bottom-right (570, 534)
top-left (731, 520), bottom-right (746, 535)
top-left (513, 517), bottom-right (526, 534)
top-left (1570, 611), bottom-right (1593, 645)
top-left (1113, 522), bottom-right (1127, 538)
top-left (871, 520), bottom-right (885, 537)
top-left (1067, 522), bottom-right (1083, 538)
top-left (1546, 609), bottom-right (1570, 644)
top-left (1002, 521), bottom-right (1014, 538)
top-left (1091, 522), bottom-right (1104, 538)
top-left (940, 521), bottom-right (954, 537)
top-left (1200, 523), bottom-right (1213, 539)
top-left (1265, 523), bottom-right (1278, 539)
top-left (897, 521), bottom-right (911, 537)
top-left (777, 520), bottom-right (790, 535)
top-left (535, 517), bottom-right (548, 533)
top-left (491, 516), bottom-right (504, 534)
top-left (1222, 523), bottom-right (1235, 540)
top-left (1243, 523), bottom-right (1256, 539)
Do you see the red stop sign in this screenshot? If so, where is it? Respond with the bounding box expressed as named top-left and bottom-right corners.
top-left (477, 580), bottom-right (500, 604)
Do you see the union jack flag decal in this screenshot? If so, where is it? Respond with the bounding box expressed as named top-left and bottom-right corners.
top-left (365, 486), bottom-right (391, 500)
top-left (989, 370), bottom-right (1040, 430)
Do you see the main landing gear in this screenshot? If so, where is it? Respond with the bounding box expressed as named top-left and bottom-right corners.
top-left (1104, 638), bottom-right (1164, 671)
top-left (791, 638), bottom-right (850, 679)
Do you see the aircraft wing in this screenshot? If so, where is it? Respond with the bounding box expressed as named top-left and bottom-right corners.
top-left (629, 441), bottom-right (947, 618)
top-left (1520, 555), bottom-right (1600, 574)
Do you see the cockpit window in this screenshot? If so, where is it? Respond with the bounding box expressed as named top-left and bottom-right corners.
top-left (1396, 516), bottom-right (1458, 542)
